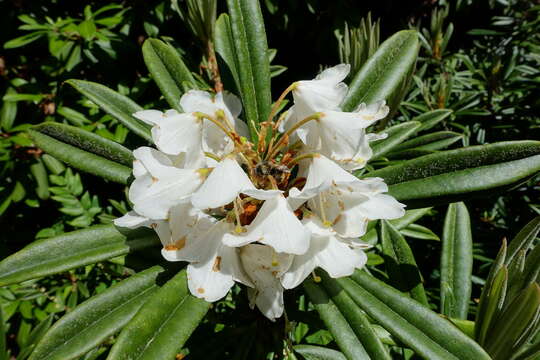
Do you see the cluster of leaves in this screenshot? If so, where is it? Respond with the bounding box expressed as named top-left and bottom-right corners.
top-left (0, 0), bottom-right (539, 359)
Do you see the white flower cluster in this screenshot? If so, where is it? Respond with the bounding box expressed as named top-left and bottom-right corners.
top-left (115, 64), bottom-right (405, 320)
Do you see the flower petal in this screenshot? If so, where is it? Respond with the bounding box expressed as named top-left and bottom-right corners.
top-left (240, 244), bottom-right (292, 321)
top-left (224, 194), bottom-right (311, 255)
top-left (191, 157), bottom-right (255, 209)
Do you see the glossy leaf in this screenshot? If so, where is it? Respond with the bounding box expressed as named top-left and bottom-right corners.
top-left (142, 39), bottom-right (196, 111)
top-left (65, 80), bottom-right (151, 141)
top-left (484, 283), bottom-right (540, 360)
top-left (215, 14), bottom-right (241, 95)
top-left (319, 271), bottom-right (392, 360)
top-left (474, 240), bottom-right (508, 342)
top-left (28, 130), bottom-right (132, 184)
top-left (367, 141), bottom-right (540, 208)
top-left (414, 109), bottom-right (453, 133)
top-left (303, 280), bottom-right (370, 360)
top-left (388, 131), bottom-right (463, 159)
top-left (400, 224), bottom-right (440, 241)
top-left (506, 216), bottom-right (540, 267)
top-left (441, 202), bottom-right (473, 319)
top-left (380, 220), bottom-right (429, 306)
top-left (107, 270), bottom-right (209, 360)
top-left (476, 267), bottom-right (508, 346)
top-left (370, 121), bottom-right (421, 159)
top-left (342, 30), bottom-right (419, 117)
top-left (294, 345), bottom-right (347, 360)
top-left (226, 0), bottom-right (272, 139)
top-left (33, 122), bottom-right (133, 165)
top-left (361, 207), bottom-right (432, 245)
top-left (29, 267), bottom-right (164, 360)
top-left (0, 225), bottom-right (158, 287)
top-left (343, 272), bottom-right (491, 359)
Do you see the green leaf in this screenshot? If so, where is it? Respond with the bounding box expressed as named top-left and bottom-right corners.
top-left (142, 39), bottom-right (196, 111)
top-left (215, 14), bottom-right (241, 94)
top-left (4, 32), bottom-right (46, 49)
top-left (65, 80), bottom-right (151, 141)
top-left (506, 216), bottom-right (540, 268)
top-left (28, 129), bottom-right (131, 184)
top-left (484, 283), bottom-right (540, 359)
top-left (78, 20), bottom-right (97, 40)
top-left (474, 240), bottom-right (508, 342)
top-left (319, 271), bottom-right (392, 360)
top-left (33, 122), bottom-right (133, 165)
top-left (476, 267), bottom-right (508, 346)
top-left (400, 224), bottom-right (440, 241)
top-left (107, 270), bottom-right (209, 360)
top-left (30, 159), bottom-right (50, 200)
top-left (342, 271), bottom-right (491, 359)
top-left (370, 121), bottom-right (421, 159)
top-left (294, 345), bottom-right (347, 360)
top-left (413, 109), bottom-right (453, 133)
top-left (0, 306), bottom-right (6, 360)
top-left (380, 220), bottom-right (429, 306)
top-left (0, 225), bottom-right (158, 286)
top-left (440, 202), bottom-right (473, 319)
top-left (303, 280), bottom-right (370, 360)
top-left (361, 207), bottom-right (432, 245)
top-left (0, 88), bottom-right (18, 131)
top-left (226, 0), bottom-right (272, 139)
top-left (29, 267), bottom-right (164, 360)
top-left (366, 141), bottom-right (540, 208)
top-left (341, 30), bottom-right (419, 118)
top-left (388, 131), bottom-right (463, 159)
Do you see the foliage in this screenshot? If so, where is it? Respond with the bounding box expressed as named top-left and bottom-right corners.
top-left (0, 0), bottom-right (539, 359)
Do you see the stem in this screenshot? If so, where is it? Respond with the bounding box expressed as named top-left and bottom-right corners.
top-left (267, 82), bottom-right (297, 124)
top-left (266, 113), bottom-right (322, 160)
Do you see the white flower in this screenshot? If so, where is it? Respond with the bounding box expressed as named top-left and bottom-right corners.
top-left (191, 156), bottom-right (281, 210)
top-left (224, 193), bottom-right (311, 255)
top-left (292, 63), bottom-right (350, 117)
top-left (117, 66), bottom-right (406, 320)
top-left (129, 147), bottom-right (207, 219)
top-left (281, 213), bottom-right (367, 289)
top-left (239, 244), bottom-right (293, 321)
top-left (289, 154), bottom-right (405, 238)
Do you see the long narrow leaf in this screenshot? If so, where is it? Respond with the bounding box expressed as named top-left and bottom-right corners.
top-left (33, 122), bottom-right (133, 165)
top-left (106, 270), bottom-right (209, 360)
top-left (303, 280), bottom-right (370, 360)
top-left (441, 202), bottom-right (473, 319)
top-left (226, 0), bottom-right (272, 139)
top-left (0, 225), bottom-right (158, 286)
top-left (29, 267), bottom-right (164, 360)
top-left (320, 271), bottom-right (392, 360)
top-left (28, 130), bottom-right (132, 184)
top-left (380, 220), bottom-right (429, 306)
top-left (342, 30), bottom-right (419, 118)
top-left (142, 39), bottom-right (196, 111)
top-left (66, 80), bottom-right (151, 141)
top-left (294, 345), bottom-right (347, 360)
top-left (370, 121), bottom-right (421, 159)
top-left (345, 271), bottom-right (491, 359)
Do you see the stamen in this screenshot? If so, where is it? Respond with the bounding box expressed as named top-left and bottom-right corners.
top-left (271, 250), bottom-right (279, 267)
top-left (204, 152), bottom-right (221, 162)
top-left (287, 152), bottom-right (319, 167)
top-left (267, 82), bottom-right (297, 124)
top-left (312, 271), bottom-right (321, 283)
top-left (266, 113), bottom-right (322, 160)
top-left (194, 112), bottom-right (237, 144)
top-left (215, 109), bottom-right (235, 132)
top-left (318, 194), bottom-right (332, 227)
top-left (233, 198), bottom-right (245, 233)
